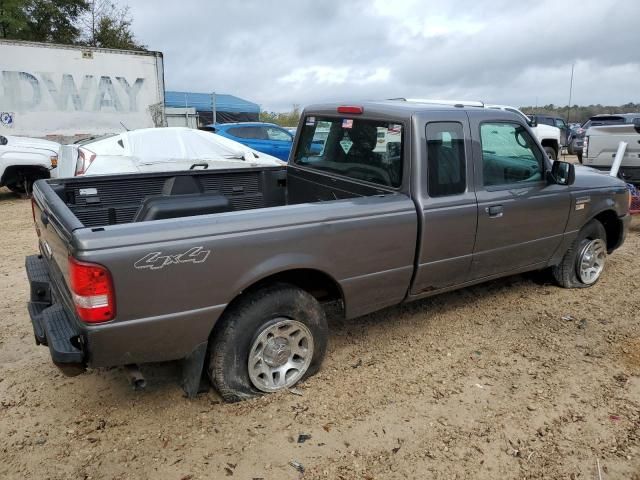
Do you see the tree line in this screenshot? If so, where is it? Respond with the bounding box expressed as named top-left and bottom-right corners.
top-left (0, 0), bottom-right (144, 50)
top-left (521, 103), bottom-right (640, 124)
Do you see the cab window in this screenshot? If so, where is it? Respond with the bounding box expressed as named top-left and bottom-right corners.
top-left (294, 116), bottom-right (403, 188)
top-left (426, 122), bottom-right (466, 196)
top-left (480, 123), bottom-right (544, 187)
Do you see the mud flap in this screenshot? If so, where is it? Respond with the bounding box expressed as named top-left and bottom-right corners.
top-left (181, 341), bottom-right (209, 398)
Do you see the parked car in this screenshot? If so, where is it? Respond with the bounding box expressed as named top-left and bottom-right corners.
top-left (485, 105), bottom-right (562, 160)
top-left (26, 99), bottom-right (630, 401)
top-left (530, 114), bottom-right (570, 147)
top-left (570, 114), bottom-right (640, 163)
top-left (55, 127), bottom-right (283, 178)
top-left (0, 134), bottom-right (59, 193)
top-left (582, 121), bottom-right (640, 183)
top-left (208, 122), bottom-right (294, 161)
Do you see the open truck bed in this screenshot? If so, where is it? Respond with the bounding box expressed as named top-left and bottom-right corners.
top-left (44, 166), bottom-right (288, 228)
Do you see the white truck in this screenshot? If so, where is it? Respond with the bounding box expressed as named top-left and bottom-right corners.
top-left (0, 134), bottom-right (60, 192)
top-left (583, 121), bottom-right (640, 184)
top-left (0, 40), bottom-right (165, 188)
top-left (486, 104), bottom-right (562, 160)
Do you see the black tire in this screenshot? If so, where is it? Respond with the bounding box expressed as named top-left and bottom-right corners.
top-left (577, 152), bottom-right (583, 164)
top-left (544, 146), bottom-right (557, 161)
top-left (7, 183), bottom-right (26, 194)
top-left (208, 283), bottom-right (328, 402)
top-left (552, 219), bottom-right (607, 288)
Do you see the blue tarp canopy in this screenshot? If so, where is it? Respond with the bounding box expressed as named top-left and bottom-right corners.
top-left (165, 91), bottom-right (259, 114)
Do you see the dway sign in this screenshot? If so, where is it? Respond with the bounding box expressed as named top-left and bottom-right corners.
top-left (0, 71), bottom-right (146, 113)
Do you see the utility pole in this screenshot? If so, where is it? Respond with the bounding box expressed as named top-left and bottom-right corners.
top-left (567, 63), bottom-right (575, 122)
top-left (211, 92), bottom-right (217, 125)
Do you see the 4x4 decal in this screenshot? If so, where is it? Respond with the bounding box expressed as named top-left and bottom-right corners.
top-left (134, 247), bottom-right (210, 270)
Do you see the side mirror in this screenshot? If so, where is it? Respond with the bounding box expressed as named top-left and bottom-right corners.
top-left (529, 117), bottom-right (538, 128)
top-left (549, 160), bottom-right (575, 186)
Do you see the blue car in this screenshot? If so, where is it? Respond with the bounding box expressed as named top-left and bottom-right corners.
top-left (208, 122), bottom-right (293, 161)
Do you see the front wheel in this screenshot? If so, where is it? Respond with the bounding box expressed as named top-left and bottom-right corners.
top-left (552, 220), bottom-right (607, 288)
top-left (544, 146), bottom-right (558, 161)
top-left (208, 283), bottom-right (328, 402)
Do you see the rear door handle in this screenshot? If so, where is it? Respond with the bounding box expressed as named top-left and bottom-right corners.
top-left (486, 205), bottom-right (503, 218)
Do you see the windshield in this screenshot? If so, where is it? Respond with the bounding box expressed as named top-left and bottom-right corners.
top-left (294, 116), bottom-right (403, 188)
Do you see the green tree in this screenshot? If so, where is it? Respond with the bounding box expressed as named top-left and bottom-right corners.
top-left (259, 105), bottom-right (301, 127)
top-left (23, 0), bottom-right (87, 43)
top-left (81, 0), bottom-right (145, 50)
top-left (0, 0), bottom-right (29, 39)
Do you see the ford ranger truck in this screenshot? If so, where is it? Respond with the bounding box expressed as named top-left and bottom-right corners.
top-left (26, 100), bottom-right (631, 401)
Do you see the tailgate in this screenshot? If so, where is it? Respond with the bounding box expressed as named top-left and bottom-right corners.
top-left (586, 124), bottom-right (640, 167)
top-left (31, 179), bottom-right (84, 304)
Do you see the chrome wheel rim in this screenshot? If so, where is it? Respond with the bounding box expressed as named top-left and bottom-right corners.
top-left (248, 319), bottom-right (314, 393)
top-left (577, 238), bottom-right (606, 284)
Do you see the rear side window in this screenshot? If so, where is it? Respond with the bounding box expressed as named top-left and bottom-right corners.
top-left (227, 126), bottom-right (267, 140)
top-left (426, 122), bottom-right (466, 197)
top-left (294, 116), bottom-right (403, 188)
top-left (266, 127), bottom-right (292, 141)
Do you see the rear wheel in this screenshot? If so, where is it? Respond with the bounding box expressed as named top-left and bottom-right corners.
top-left (552, 220), bottom-right (607, 288)
top-left (208, 283), bottom-right (328, 402)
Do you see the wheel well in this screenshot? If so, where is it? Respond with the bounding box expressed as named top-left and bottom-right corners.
top-left (218, 268), bottom-right (345, 327)
top-left (540, 139), bottom-right (558, 152)
top-left (1, 165), bottom-right (50, 187)
top-left (593, 210), bottom-right (621, 251)
top-left (244, 269), bottom-right (342, 303)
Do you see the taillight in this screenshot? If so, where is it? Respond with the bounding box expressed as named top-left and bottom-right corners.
top-left (583, 135), bottom-right (589, 158)
top-left (337, 105), bottom-right (363, 114)
top-left (75, 147), bottom-right (96, 175)
top-left (50, 155), bottom-right (58, 168)
top-left (68, 257), bottom-right (115, 323)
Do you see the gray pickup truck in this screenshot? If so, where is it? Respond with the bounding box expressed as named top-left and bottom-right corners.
top-left (26, 100), bottom-right (631, 401)
top-left (583, 121), bottom-right (640, 184)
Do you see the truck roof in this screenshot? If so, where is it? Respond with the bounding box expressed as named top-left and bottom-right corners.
top-left (303, 99), bottom-right (490, 119)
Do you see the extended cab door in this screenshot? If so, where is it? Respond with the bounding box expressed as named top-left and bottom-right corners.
top-left (467, 111), bottom-right (571, 279)
top-left (410, 112), bottom-right (478, 294)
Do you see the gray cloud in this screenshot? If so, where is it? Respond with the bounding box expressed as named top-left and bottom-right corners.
top-left (129, 0), bottom-right (640, 111)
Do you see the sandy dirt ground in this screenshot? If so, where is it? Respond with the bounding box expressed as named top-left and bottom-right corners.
top-left (1, 185), bottom-right (639, 480)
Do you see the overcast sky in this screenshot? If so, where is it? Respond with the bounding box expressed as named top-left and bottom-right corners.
top-left (129, 0), bottom-right (640, 112)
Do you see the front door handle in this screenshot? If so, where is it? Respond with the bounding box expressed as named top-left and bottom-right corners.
top-left (486, 205), bottom-right (503, 218)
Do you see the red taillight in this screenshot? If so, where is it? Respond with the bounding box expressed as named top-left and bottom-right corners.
top-left (337, 105), bottom-right (363, 114)
top-left (75, 147), bottom-right (96, 175)
top-left (68, 257), bottom-right (115, 323)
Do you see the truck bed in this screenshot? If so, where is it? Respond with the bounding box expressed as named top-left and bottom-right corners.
top-left (44, 166), bottom-right (289, 228)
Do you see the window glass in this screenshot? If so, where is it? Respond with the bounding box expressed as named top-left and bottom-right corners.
top-left (555, 119), bottom-right (567, 128)
top-left (294, 116), bottom-right (403, 188)
top-left (266, 127), bottom-right (292, 141)
top-left (227, 126), bottom-right (267, 140)
top-left (480, 122), bottom-right (544, 186)
top-left (426, 122), bottom-right (466, 197)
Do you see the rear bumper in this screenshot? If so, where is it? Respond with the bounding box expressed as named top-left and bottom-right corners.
top-left (26, 254), bottom-right (86, 376)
